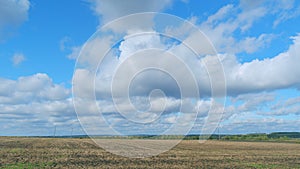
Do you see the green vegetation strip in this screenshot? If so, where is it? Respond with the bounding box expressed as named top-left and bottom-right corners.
top-left (3, 162), bottom-right (54, 169)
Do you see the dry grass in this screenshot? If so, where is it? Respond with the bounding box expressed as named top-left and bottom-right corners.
top-left (0, 137), bottom-right (300, 168)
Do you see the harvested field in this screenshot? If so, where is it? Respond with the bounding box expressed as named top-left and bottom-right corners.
top-left (0, 137), bottom-right (300, 168)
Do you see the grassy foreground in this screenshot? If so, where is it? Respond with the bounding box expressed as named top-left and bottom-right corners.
top-left (0, 137), bottom-right (300, 168)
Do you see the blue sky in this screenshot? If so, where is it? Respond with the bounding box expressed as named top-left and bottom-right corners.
top-left (0, 0), bottom-right (300, 136)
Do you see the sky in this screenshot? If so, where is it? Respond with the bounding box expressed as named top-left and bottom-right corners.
top-left (0, 0), bottom-right (300, 136)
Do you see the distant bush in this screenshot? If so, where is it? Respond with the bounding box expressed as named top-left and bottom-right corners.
top-left (220, 133), bottom-right (299, 142)
top-left (268, 132), bottom-right (300, 139)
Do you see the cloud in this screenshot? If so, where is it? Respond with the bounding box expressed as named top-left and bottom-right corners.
top-left (8, 76), bottom-right (293, 136)
top-left (59, 36), bottom-right (71, 51)
top-left (237, 34), bottom-right (274, 54)
top-left (0, 73), bottom-right (81, 136)
top-left (220, 114), bottom-right (300, 134)
top-left (199, 2), bottom-right (272, 54)
top-left (72, 9), bottom-right (300, 135)
top-left (262, 96), bottom-right (300, 116)
top-left (239, 0), bottom-right (300, 27)
top-left (89, 0), bottom-right (172, 25)
top-left (12, 53), bottom-right (26, 66)
top-left (73, 16), bottom-right (226, 135)
top-left (0, 98), bottom-right (80, 136)
top-left (66, 1), bottom-right (175, 62)
top-left (198, 0), bottom-right (300, 54)
top-left (0, 0), bottom-right (30, 40)
top-left (217, 89), bottom-right (300, 133)
top-left (0, 73), bottom-right (70, 104)
top-left (78, 0), bottom-right (300, 99)
top-left (232, 93), bottom-right (275, 112)
top-left (67, 46), bottom-right (81, 60)
top-left (71, 1), bottom-right (300, 136)
top-left (59, 36), bottom-right (81, 60)
top-left (270, 0), bottom-right (300, 27)
top-left (80, 32), bottom-right (300, 97)
top-left (222, 34), bottom-right (300, 95)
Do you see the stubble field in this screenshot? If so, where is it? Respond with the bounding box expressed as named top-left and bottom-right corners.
top-left (0, 137), bottom-right (300, 168)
